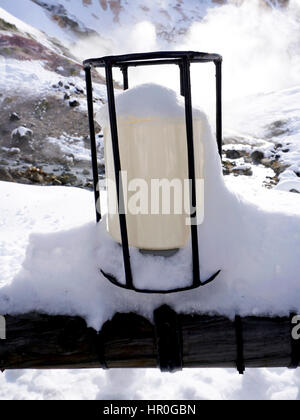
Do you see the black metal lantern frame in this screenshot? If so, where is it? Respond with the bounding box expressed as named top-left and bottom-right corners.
top-left (83, 51), bottom-right (222, 294)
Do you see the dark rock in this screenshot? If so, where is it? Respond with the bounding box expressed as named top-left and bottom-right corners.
top-left (31, 172), bottom-right (44, 183)
top-left (9, 112), bottom-right (20, 121)
top-left (232, 166), bottom-right (253, 176)
top-left (58, 172), bottom-right (78, 185)
top-left (18, 177), bottom-right (32, 185)
top-left (58, 81), bottom-right (63, 87)
top-left (11, 127), bottom-right (33, 145)
top-left (75, 87), bottom-right (84, 94)
top-left (290, 189), bottom-right (300, 194)
top-left (261, 158), bottom-right (272, 168)
top-left (64, 85), bottom-right (70, 89)
top-left (271, 160), bottom-right (289, 176)
top-left (0, 166), bottom-right (13, 182)
top-left (266, 120), bottom-right (289, 138)
top-left (69, 100), bottom-right (80, 108)
top-left (261, 157), bottom-right (288, 175)
top-left (222, 160), bottom-right (235, 175)
top-left (251, 150), bottom-right (264, 164)
top-left (23, 155), bottom-right (36, 164)
top-left (64, 93), bottom-right (70, 100)
top-left (52, 178), bottom-right (62, 185)
top-left (224, 149), bottom-right (241, 159)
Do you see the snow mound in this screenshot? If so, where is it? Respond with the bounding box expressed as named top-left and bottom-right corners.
top-left (275, 179), bottom-right (300, 194)
top-left (96, 83), bottom-right (203, 124)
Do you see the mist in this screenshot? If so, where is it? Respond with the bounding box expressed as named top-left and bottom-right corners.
top-left (73, 0), bottom-right (300, 118)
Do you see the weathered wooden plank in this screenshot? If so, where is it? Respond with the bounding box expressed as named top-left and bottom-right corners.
top-left (0, 310), bottom-right (297, 370)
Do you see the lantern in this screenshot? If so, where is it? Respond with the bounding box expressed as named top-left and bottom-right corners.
top-left (84, 51), bottom-right (222, 293)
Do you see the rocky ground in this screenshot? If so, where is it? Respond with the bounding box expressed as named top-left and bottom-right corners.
top-left (0, 81), bottom-right (105, 189)
top-left (0, 90), bottom-right (290, 193)
top-left (0, 9), bottom-right (108, 190)
top-left (222, 137), bottom-right (289, 189)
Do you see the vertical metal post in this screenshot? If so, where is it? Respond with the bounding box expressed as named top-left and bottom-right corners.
top-left (179, 63), bottom-right (184, 97)
top-left (182, 57), bottom-right (201, 287)
top-left (121, 66), bottom-right (129, 90)
top-left (84, 66), bottom-right (101, 222)
top-left (215, 59), bottom-right (222, 158)
top-left (105, 62), bottom-right (133, 288)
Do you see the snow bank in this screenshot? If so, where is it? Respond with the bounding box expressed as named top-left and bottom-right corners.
top-left (1, 84), bottom-right (300, 330)
top-left (1, 366), bottom-right (299, 400)
top-left (275, 180), bottom-right (300, 194)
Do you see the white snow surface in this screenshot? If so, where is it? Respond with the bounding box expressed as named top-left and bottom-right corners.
top-left (0, 58), bottom-right (106, 105)
top-left (1, 87), bottom-right (300, 331)
top-left (0, 58), bottom-right (67, 95)
top-left (1, 176), bottom-right (300, 400)
top-left (0, 1), bottom-right (73, 44)
top-left (97, 83), bottom-right (202, 123)
top-left (0, 367), bottom-right (300, 400)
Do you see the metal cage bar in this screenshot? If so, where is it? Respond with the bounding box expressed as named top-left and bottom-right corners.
top-left (84, 51), bottom-right (222, 293)
top-left (215, 60), bottom-right (222, 157)
top-left (83, 51), bottom-right (222, 68)
top-left (121, 66), bottom-right (129, 90)
top-left (105, 63), bottom-right (133, 289)
top-left (85, 66), bottom-right (101, 222)
top-left (182, 57), bottom-right (200, 287)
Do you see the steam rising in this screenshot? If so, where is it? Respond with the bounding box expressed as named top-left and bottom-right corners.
top-left (74, 0), bottom-right (300, 112)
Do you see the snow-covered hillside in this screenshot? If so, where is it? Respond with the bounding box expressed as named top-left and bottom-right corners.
top-left (0, 0), bottom-right (223, 45)
top-left (0, 4), bottom-right (107, 189)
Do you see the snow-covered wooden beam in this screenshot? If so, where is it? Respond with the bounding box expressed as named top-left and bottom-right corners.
top-left (0, 307), bottom-right (298, 371)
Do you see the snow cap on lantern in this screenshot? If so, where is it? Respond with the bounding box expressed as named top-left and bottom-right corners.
top-left (96, 83), bottom-right (205, 251)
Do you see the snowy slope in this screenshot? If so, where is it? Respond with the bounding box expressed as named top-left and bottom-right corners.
top-left (0, 0), bottom-right (75, 44)
top-left (0, 0), bottom-right (289, 50)
top-left (0, 0), bottom-right (219, 44)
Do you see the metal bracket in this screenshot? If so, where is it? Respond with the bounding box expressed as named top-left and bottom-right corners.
top-left (154, 305), bottom-right (183, 372)
top-left (97, 330), bottom-right (108, 369)
top-left (235, 315), bottom-right (245, 374)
